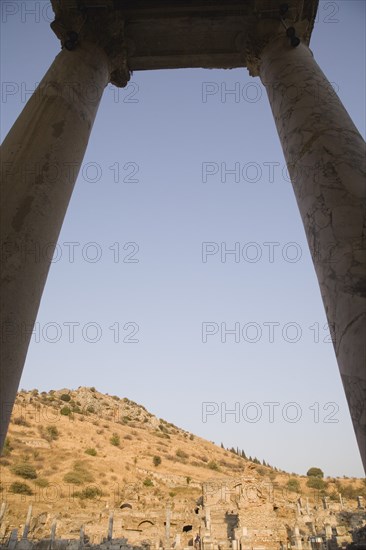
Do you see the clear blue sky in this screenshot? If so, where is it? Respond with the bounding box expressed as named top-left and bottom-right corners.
top-left (1, 1), bottom-right (365, 478)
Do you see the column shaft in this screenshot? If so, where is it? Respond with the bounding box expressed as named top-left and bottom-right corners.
top-left (259, 38), bottom-right (366, 470)
top-left (0, 43), bottom-right (110, 449)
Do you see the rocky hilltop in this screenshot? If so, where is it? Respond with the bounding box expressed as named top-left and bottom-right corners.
top-left (0, 387), bottom-right (365, 547)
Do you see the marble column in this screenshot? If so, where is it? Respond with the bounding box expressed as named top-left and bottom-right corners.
top-left (21, 505), bottom-right (32, 540)
top-left (108, 511), bottom-right (114, 541)
top-left (338, 493), bottom-right (343, 509)
top-left (255, 36), bottom-right (366, 471)
top-left (324, 524), bottom-right (332, 544)
top-left (50, 519), bottom-right (57, 543)
top-left (0, 8), bottom-right (130, 450)
top-left (292, 525), bottom-right (302, 550)
top-left (165, 503), bottom-right (171, 549)
top-left (205, 507), bottom-right (211, 533)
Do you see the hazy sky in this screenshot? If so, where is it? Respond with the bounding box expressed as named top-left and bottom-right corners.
top-left (1, 1), bottom-right (365, 478)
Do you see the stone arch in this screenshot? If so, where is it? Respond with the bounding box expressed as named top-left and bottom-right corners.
top-left (138, 520), bottom-right (155, 529)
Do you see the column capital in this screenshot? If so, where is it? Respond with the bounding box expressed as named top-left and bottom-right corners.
top-left (240, 0), bottom-right (318, 77)
top-left (50, 0), bottom-right (130, 87)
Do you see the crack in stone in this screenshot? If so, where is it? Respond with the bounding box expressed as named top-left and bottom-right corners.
top-left (336, 312), bottom-right (366, 355)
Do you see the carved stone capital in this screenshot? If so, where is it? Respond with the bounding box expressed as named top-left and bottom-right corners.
top-left (241, 0), bottom-right (318, 77)
top-left (243, 19), bottom-right (283, 77)
top-left (50, 1), bottom-right (130, 87)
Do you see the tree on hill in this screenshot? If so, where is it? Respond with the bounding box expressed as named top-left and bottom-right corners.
top-left (306, 467), bottom-right (324, 478)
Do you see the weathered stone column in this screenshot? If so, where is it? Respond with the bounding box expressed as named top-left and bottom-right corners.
top-left (21, 505), bottom-right (32, 540)
top-left (0, 5), bottom-right (130, 450)
top-left (292, 525), bottom-right (302, 550)
top-left (108, 511), bottom-right (114, 541)
top-left (338, 493), bottom-right (343, 510)
top-left (165, 503), bottom-right (171, 549)
top-left (248, 27), bottom-right (366, 471)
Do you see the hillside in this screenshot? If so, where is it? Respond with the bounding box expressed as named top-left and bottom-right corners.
top-left (0, 387), bottom-right (365, 544)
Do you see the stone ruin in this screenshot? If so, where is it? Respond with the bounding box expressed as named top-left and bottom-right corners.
top-left (200, 479), bottom-right (366, 550)
top-left (1, 478), bottom-right (365, 550)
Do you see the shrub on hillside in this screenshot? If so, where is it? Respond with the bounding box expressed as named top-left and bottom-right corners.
top-left (60, 394), bottom-right (71, 402)
top-left (34, 478), bottom-right (49, 488)
top-left (11, 463), bottom-right (37, 479)
top-left (153, 456), bottom-right (161, 467)
top-left (175, 449), bottom-right (189, 459)
top-left (143, 478), bottom-right (153, 487)
top-left (286, 478), bottom-right (301, 492)
top-left (110, 433), bottom-right (120, 446)
top-left (307, 476), bottom-right (327, 490)
top-left (63, 461), bottom-right (94, 485)
top-left (76, 486), bottom-right (103, 499)
top-left (10, 482), bottom-right (33, 495)
top-left (208, 461), bottom-right (220, 471)
top-left (45, 425), bottom-right (59, 441)
top-left (64, 471), bottom-right (87, 485)
top-left (85, 448), bottom-right (97, 457)
top-left (60, 406), bottom-right (72, 416)
top-left (13, 417), bottom-right (30, 427)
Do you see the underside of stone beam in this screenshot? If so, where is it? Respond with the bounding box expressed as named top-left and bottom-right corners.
top-left (51, 0), bottom-right (318, 72)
